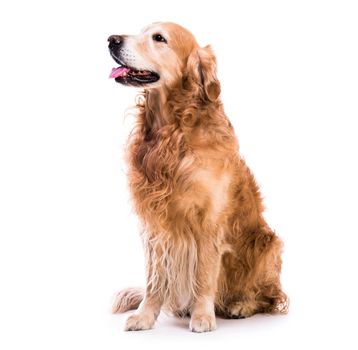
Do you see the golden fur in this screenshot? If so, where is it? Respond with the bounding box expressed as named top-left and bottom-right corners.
top-left (110, 22), bottom-right (288, 332)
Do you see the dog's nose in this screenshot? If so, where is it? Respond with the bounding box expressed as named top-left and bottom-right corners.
top-left (108, 35), bottom-right (124, 49)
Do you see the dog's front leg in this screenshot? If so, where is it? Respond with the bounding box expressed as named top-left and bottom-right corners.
top-left (124, 291), bottom-right (162, 331)
top-left (124, 245), bottom-right (163, 331)
top-left (190, 236), bottom-right (221, 333)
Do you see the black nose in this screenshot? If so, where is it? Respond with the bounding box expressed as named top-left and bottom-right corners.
top-left (108, 35), bottom-right (124, 49)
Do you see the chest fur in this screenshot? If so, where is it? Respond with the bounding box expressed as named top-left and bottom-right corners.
top-left (129, 136), bottom-right (231, 230)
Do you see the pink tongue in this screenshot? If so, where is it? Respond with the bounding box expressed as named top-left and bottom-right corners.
top-left (109, 67), bottom-right (130, 78)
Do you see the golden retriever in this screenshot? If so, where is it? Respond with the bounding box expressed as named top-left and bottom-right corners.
top-left (108, 22), bottom-right (288, 332)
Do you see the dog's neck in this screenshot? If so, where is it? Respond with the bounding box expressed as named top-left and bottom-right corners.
top-left (144, 86), bottom-right (173, 130)
top-left (142, 82), bottom-right (222, 135)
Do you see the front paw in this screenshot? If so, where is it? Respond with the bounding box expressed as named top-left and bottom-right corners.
top-left (124, 313), bottom-right (155, 331)
top-left (189, 314), bottom-right (217, 333)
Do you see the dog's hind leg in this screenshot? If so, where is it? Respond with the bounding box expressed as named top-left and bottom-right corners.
top-left (225, 293), bottom-right (258, 319)
top-left (219, 226), bottom-right (288, 318)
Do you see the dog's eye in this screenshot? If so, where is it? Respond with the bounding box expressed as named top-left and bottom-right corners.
top-left (152, 34), bottom-right (167, 43)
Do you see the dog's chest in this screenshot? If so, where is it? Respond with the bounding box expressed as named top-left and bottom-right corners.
top-left (190, 167), bottom-right (231, 218)
top-left (129, 135), bottom-right (231, 228)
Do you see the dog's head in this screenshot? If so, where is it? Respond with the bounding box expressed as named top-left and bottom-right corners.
top-left (108, 22), bottom-right (220, 101)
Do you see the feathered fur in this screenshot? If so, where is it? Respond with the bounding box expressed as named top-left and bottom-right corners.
top-left (109, 22), bottom-right (288, 331)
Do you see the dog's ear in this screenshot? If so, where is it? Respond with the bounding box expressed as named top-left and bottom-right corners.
top-left (185, 45), bottom-right (221, 102)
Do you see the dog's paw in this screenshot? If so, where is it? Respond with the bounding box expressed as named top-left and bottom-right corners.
top-left (189, 314), bottom-right (217, 333)
top-left (226, 301), bottom-right (255, 319)
top-left (124, 313), bottom-right (155, 331)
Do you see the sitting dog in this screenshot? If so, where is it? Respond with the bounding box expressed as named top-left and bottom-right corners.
top-left (108, 22), bottom-right (288, 332)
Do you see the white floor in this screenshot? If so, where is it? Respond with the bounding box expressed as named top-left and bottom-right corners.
top-left (108, 303), bottom-right (354, 349)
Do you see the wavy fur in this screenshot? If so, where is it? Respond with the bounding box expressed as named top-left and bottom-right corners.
top-left (110, 22), bottom-right (288, 331)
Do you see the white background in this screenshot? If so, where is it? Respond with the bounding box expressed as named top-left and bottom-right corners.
top-left (1, 0), bottom-right (357, 349)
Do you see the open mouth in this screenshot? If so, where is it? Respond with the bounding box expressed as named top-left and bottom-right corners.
top-left (109, 62), bottom-right (159, 85)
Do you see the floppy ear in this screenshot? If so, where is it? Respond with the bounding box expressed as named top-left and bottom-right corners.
top-left (185, 45), bottom-right (221, 102)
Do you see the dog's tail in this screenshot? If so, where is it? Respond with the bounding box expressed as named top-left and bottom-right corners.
top-left (112, 287), bottom-right (144, 313)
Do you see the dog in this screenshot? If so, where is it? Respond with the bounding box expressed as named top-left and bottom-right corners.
top-left (108, 22), bottom-right (288, 332)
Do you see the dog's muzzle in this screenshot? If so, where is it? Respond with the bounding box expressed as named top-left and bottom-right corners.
top-left (108, 35), bottom-right (160, 86)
